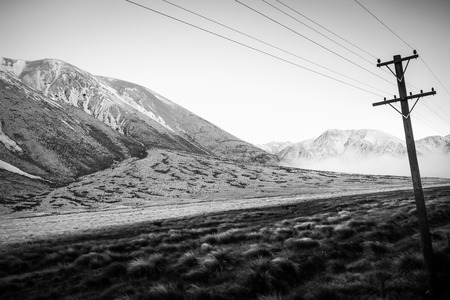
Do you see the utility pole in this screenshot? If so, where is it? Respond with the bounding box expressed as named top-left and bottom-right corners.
top-left (373, 51), bottom-right (438, 299)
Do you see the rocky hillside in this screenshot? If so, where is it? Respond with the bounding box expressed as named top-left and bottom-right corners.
top-left (0, 71), bottom-right (147, 184)
top-left (0, 57), bottom-right (274, 183)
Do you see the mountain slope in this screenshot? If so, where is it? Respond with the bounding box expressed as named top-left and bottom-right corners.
top-left (1, 57), bottom-right (274, 164)
top-left (277, 129), bottom-right (406, 161)
top-left (416, 135), bottom-right (450, 154)
top-left (263, 129), bottom-right (450, 177)
top-left (0, 70), bottom-right (147, 184)
top-left (256, 141), bottom-right (294, 154)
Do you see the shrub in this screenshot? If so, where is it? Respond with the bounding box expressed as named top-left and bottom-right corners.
top-left (127, 253), bottom-right (166, 277)
top-left (239, 256), bottom-right (298, 296)
top-left (243, 244), bottom-right (274, 259)
top-left (240, 257), bottom-right (278, 295)
top-left (327, 260), bottom-right (346, 274)
top-left (145, 283), bottom-right (184, 300)
top-left (304, 283), bottom-right (341, 300)
top-left (102, 262), bottom-right (127, 278)
top-left (175, 251), bottom-right (200, 270)
top-left (184, 249), bottom-right (234, 282)
top-left (201, 228), bottom-right (247, 244)
top-left (200, 243), bottom-right (214, 252)
top-left (275, 227), bottom-right (294, 241)
top-left (284, 238), bottom-right (320, 250)
top-left (363, 241), bottom-right (389, 257)
top-left (270, 257), bottom-right (298, 282)
top-left (72, 252), bottom-right (111, 269)
top-left (346, 258), bottom-right (372, 272)
top-left (333, 228), bottom-right (355, 240)
top-left (79, 273), bottom-right (111, 289)
top-left (294, 222), bottom-right (316, 231)
top-left (394, 252), bottom-right (423, 274)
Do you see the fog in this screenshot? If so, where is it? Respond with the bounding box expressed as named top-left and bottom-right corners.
top-left (283, 153), bottom-right (450, 178)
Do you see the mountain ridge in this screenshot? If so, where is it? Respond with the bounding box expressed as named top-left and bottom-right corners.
top-left (0, 57), bottom-right (275, 184)
top-left (259, 129), bottom-right (450, 157)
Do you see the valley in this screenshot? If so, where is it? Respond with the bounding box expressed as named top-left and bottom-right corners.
top-left (1, 148), bottom-right (449, 245)
top-left (1, 184), bottom-right (449, 299)
top-left (1, 56), bottom-right (450, 299)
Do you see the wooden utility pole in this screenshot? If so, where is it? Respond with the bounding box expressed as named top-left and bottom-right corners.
top-left (373, 51), bottom-right (438, 299)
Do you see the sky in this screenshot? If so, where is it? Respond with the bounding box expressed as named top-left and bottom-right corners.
top-left (1, 0), bottom-right (449, 145)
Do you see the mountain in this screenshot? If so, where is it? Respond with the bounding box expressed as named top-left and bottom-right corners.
top-left (276, 129), bottom-right (407, 161)
top-left (0, 70), bottom-right (147, 183)
top-left (0, 57), bottom-right (274, 183)
top-left (260, 129), bottom-right (450, 177)
top-left (256, 141), bottom-right (293, 154)
top-left (416, 135), bottom-right (450, 154)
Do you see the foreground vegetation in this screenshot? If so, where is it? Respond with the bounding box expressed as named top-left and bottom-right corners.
top-left (1, 186), bottom-right (450, 300)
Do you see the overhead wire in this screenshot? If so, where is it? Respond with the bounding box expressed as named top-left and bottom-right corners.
top-left (354, 0), bottom-right (414, 50)
top-left (234, 0), bottom-right (397, 88)
top-left (420, 56), bottom-right (450, 96)
top-left (274, 0), bottom-right (378, 60)
top-left (269, 0), bottom-right (402, 90)
top-left (160, 0), bottom-right (390, 95)
top-left (124, 0), bottom-right (385, 97)
top-left (353, 0), bottom-right (450, 131)
top-left (262, 0), bottom-right (375, 66)
top-left (355, 0), bottom-right (450, 96)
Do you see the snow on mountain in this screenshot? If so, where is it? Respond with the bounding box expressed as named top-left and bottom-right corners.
top-left (278, 129), bottom-right (406, 162)
top-left (416, 135), bottom-right (450, 154)
top-left (273, 129), bottom-right (450, 178)
top-left (256, 141), bottom-right (294, 154)
top-left (0, 70), bottom-right (147, 183)
top-left (0, 57), bottom-right (275, 183)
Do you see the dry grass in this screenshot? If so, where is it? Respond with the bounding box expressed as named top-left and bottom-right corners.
top-left (0, 186), bottom-right (449, 299)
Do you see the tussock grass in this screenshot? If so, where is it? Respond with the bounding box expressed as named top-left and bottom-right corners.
top-left (1, 186), bottom-right (449, 299)
top-left (243, 244), bottom-right (274, 259)
top-left (201, 228), bottom-right (247, 244)
top-left (284, 238), bottom-right (320, 250)
top-left (127, 253), bottom-right (166, 277)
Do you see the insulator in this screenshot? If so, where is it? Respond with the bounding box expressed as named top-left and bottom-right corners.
top-left (377, 59), bottom-right (381, 64)
top-left (413, 50), bottom-right (417, 55)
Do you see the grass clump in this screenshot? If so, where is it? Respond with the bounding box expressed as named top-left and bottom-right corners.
top-left (127, 253), bottom-right (166, 278)
top-left (201, 228), bottom-right (247, 244)
top-left (284, 238), bottom-right (320, 250)
top-left (239, 256), bottom-right (299, 296)
top-left (1, 186), bottom-right (449, 300)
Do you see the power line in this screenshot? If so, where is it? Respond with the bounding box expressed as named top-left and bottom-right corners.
top-left (124, 0), bottom-right (384, 97)
top-left (272, 0), bottom-right (409, 94)
top-left (263, 0), bottom-right (375, 66)
top-left (354, 0), bottom-right (450, 130)
top-left (160, 0), bottom-right (389, 95)
top-left (354, 0), bottom-right (414, 50)
top-left (420, 57), bottom-right (450, 96)
top-left (354, 0), bottom-right (450, 98)
top-left (235, 0), bottom-right (396, 88)
top-left (274, 0), bottom-right (377, 60)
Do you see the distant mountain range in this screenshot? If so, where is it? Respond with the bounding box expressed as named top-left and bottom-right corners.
top-left (257, 129), bottom-right (450, 177)
top-left (0, 57), bottom-right (274, 183)
top-left (258, 129), bottom-right (450, 158)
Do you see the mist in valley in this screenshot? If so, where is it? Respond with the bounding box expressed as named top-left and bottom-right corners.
top-left (282, 152), bottom-right (450, 178)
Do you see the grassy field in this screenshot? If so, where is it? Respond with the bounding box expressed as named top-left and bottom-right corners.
top-left (3, 149), bottom-right (449, 215)
top-left (1, 185), bottom-right (449, 300)
top-left (2, 148), bottom-right (449, 245)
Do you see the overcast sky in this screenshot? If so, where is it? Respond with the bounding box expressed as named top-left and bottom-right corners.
top-left (1, 0), bottom-right (449, 144)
